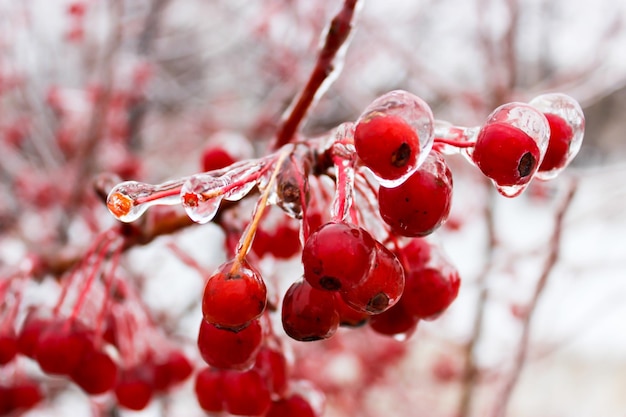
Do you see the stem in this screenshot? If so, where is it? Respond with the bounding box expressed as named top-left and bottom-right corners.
top-left (490, 179), bottom-right (577, 417)
top-left (458, 182), bottom-right (497, 417)
top-left (272, 0), bottom-right (361, 150)
top-left (434, 137), bottom-right (476, 149)
top-left (233, 149), bottom-right (291, 266)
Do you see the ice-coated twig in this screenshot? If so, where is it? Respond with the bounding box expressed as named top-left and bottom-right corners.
top-left (272, 0), bottom-right (362, 150)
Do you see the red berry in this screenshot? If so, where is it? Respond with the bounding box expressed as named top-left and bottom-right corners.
top-left (334, 294), bottom-right (370, 327)
top-left (369, 297), bottom-right (419, 338)
top-left (223, 369), bottom-right (271, 416)
top-left (114, 366), bottom-right (155, 411)
top-left (195, 367), bottom-right (225, 412)
top-left (472, 122), bottom-right (541, 187)
top-left (266, 394), bottom-right (317, 417)
top-left (198, 319), bottom-right (263, 370)
top-left (70, 348), bottom-right (118, 395)
top-left (254, 346), bottom-right (289, 397)
top-left (0, 330), bottom-right (18, 365)
top-left (402, 266), bottom-right (460, 320)
top-left (354, 114), bottom-right (419, 181)
top-left (17, 314), bottom-right (51, 358)
top-left (340, 243), bottom-right (405, 314)
top-left (202, 258), bottom-right (267, 331)
top-left (153, 350), bottom-right (193, 392)
top-left (302, 222), bottom-right (376, 292)
top-left (281, 280), bottom-right (339, 342)
top-left (538, 113), bottom-right (574, 172)
top-left (35, 321), bottom-right (94, 375)
top-left (378, 151), bottom-right (453, 237)
top-left (202, 147), bottom-right (236, 172)
top-left (394, 238), bottom-right (432, 272)
top-left (7, 381), bottom-right (44, 412)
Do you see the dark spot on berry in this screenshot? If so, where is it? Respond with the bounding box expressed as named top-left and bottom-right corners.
top-left (391, 143), bottom-right (412, 167)
top-left (320, 276), bottom-right (341, 291)
top-left (366, 292), bottom-right (390, 313)
top-left (350, 229), bottom-right (360, 238)
top-left (518, 152), bottom-right (536, 178)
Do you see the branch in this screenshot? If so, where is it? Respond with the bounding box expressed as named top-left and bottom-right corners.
top-left (490, 179), bottom-right (578, 417)
top-left (272, 0), bottom-right (361, 150)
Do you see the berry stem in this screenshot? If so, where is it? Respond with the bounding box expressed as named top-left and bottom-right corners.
top-left (272, 0), bottom-right (361, 150)
top-left (433, 137), bottom-right (476, 149)
top-left (233, 149), bottom-right (291, 266)
top-left (331, 149), bottom-right (355, 222)
top-left (94, 243), bottom-right (123, 342)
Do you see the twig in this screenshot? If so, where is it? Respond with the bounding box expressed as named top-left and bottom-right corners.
top-left (458, 181), bottom-right (497, 417)
top-left (272, 0), bottom-right (361, 150)
top-left (490, 179), bottom-right (578, 417)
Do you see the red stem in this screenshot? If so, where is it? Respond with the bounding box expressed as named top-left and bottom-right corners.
top-left (433, 137), bottom-right (476, 148)
top-left (272, 0), bottom-right (360, 150)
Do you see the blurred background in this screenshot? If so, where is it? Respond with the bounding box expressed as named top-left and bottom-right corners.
top-left (1, 0), bottom-right (626, 416)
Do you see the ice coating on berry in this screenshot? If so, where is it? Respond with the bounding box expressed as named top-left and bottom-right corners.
top-left (378, 151), bottom-right (453, 237)
top-left (355, 90), bottom-right (434, 186)
top-left (470, 102), bottom-right (549, 197)
top-left (529, 93), bottom-right (585, 180)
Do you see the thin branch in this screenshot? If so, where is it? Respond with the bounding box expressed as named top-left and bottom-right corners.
top-left (490, 179), bottom-right (578, 417)
top-left (458, 181), bottom-right (497, 417)
top-left (272, 0), bottom-right (361, 150)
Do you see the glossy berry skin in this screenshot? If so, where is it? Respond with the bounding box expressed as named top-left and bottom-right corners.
top-left (394, 238), bottom-right (432, 272)
top-left (340, 243), bottom-right (405, 314)
top-left (369, 296), bottom-right (419, 338)
top-left (1, 381), bottom-right (43, 414)
top-left (195, 367), bottom-right (225, 412)
top-left (378, 152), bottom-right (452, 237)
top-left (354, 113), bottom-right (419, 181)
top-left (302, 222), bottom-right (376, 292)
top-left (223, 369), bottom-right (271, 416)
top-left (472, 122), bottom-right (541, 186)
top-left (402, 267), bottom-right (461, 320)
top-left (70, 348), bottom-right (118, 395)
top-left (202, 259), bottom-right (267, 331)
top-left (538, 113), bottom-right (574, 172)
top-left (198, 318), bottom-right (262, 370)
top-left (266, 395), bottom-right (317, 417)
top-left (281, 280), bottom-right (340, 342)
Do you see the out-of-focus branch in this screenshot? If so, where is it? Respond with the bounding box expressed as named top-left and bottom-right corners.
top-left (272, 0), bottom-right (361, 150)
top-left (458, 181), bottom-right (497, 417)
top-left (490, 179), bottom-right (578, 417)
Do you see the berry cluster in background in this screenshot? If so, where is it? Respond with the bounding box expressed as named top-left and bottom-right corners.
top-left (6, 0), bottom-right (626, 416)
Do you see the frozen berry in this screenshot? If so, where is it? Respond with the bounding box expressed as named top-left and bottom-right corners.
top-left (114, 366), bottom-right (155, 411)
top-left (223, 369), bottom-right (271, 416)
top-left (254, 346), bottom-right (289, 397)
top-left (355, 113), bottom-right (419, 181)
top-left (70, 348), bottom-right (118, 395)
top-left (198, 318), bottom-right (262, 370)
top-left (202, 147), bottom-right (236, 172)
top-left (302, 222), bottom-right (376, 292)
top-left (369, 297), bottom-right (419, 338)
top-left (538, 113), bottom-right (574, 172)
top-left (202, 258), bottom-right (267, 331)
top-left (340, 243), bottom-right (405, 314)
top-left (472, 122), bottom-right (541, 187)
top-left (35, 321), bottom-right (94, 375)
top-left (281, 280), bottom-right (339, 342)
top-left (266, 394), bottom-right (317, 417)
top-left (195, 367), bottom-right (225, 412)
top-left (402, 266), bottom-right (460, 320)
top-left (378, 151), bottom-right (453, 237)
top-left (0, 330), bottom-right (18, 365)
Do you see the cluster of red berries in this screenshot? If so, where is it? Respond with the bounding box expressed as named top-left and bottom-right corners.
top-left (102, 89), bottom-right (584, 415)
